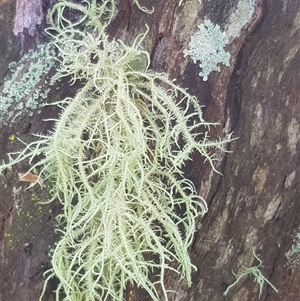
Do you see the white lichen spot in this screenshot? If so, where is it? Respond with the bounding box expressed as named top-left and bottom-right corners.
top-left (278, 70), bottom-right (284, 83)
top-left (275, 114), bottom-right (282, 133)
top-left (284, 171), bottom-right (296, 188)
top-left (266, 65), bottom-right (274, 82)
top-left (264, 195), bottom-right (281, 223)
top-left (283, 45), bottom-right (299, 69)
top-left (250, 103), bottom-right (263, 146)
top-left (291, 11), bottom-right (300, 36)
top-left (292, 232), bottom-right (300, 254)
top-left (245, 229), bottom-right (258, 249)
top-left (251, 71), bottom-right (261, 89)
top-left (287, 118), bottom-right (299, 153)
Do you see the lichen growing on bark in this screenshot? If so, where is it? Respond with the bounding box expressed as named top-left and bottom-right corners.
top-left (0, 43), bottom-right (56, 126)
top-left (1, 1), bottom-right (233, 300)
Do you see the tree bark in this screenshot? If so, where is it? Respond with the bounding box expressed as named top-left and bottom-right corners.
top-left (0, 0), bottom-right (299, 300)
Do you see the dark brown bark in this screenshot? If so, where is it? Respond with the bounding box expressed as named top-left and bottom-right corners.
top-left (0, 0), bottom-right (299, 300)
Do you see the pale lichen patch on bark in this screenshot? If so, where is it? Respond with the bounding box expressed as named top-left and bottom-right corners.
top-left (265, 65), bottom-right (275, 83)
top-left (252, 166), bottom-right (268, 194)
top-left (283, 45), bottom-right (300, 70)
top-left (225, 0), bottom-right (256, 41)
top-left (251, 72), bottom-right (261, 89)
top-left (244, 229), bottom-right (258, 251)
top-left (275, 113), bottom-right (283, 132)
top-left (181, 0), bottom-right (202, 30)
top-left (287, 118), bottom-right (299, 154)
top-left (263, 195), bottom-right (281, 223)
top-left (284, 171), bottom-right (296, 188)
top-left (164, 0), bottom-right (202, 77)
top-left (250, 103), bottom-right (263, 147)
top-left (291, 11), bottom-right (300, 35)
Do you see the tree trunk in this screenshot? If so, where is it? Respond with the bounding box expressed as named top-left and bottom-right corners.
top-left (0, 0), bottom-right (299, 300)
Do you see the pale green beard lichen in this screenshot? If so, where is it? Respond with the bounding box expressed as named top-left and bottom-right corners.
top-left (0, 43), bottom-right (56, 126)
top-left (223, 251), bottom-right (278, 298)
top-left (1, 1), bottom-right (232, 300)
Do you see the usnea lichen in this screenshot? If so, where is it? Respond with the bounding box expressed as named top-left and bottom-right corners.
top-left (1, 1), bottom-right (233, 300)
top-left (223, 251), bottom-right (278, 298)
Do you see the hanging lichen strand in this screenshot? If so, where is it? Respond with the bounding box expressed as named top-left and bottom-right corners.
top-left (0, 1), bottom-right (232, 301)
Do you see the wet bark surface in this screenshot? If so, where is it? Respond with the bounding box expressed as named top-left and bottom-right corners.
top-left (0, 0), bottom-right (299, 300)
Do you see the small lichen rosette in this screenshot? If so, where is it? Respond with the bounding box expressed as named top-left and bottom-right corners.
top-left (184, 19), bottom-right (230, 81)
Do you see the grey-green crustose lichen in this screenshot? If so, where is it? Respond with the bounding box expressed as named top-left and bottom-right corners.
top-left (184, 19), bottom-right (230, 81)
top-left (0, 43), bottom-right (56, 126)
top-left (0, 1), bottom-right (233, 301)
top-left (292, 231), bottom-right (300, 254)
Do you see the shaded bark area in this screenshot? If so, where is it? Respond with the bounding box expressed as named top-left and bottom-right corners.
top-left (0, 91), bottom-right (63, 300)
top-left (191, 1), bottom-right (299, 299)
top-left (0, 0), bottom-right (19, 81)
top-left (0, 0), bottom-right (299, 300)
top-left (188, 1), bottom-right (300, 301)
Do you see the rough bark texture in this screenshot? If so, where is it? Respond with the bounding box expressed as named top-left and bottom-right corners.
top-left (0, 0), bottom-right (299, 300)
top-left (0, 0), bottom-right (18, 80)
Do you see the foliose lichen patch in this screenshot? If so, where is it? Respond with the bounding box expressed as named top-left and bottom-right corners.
top-left (0, 43), bottom-right (56, 126)
top-left (183, 19), bottom-right (230, 81)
